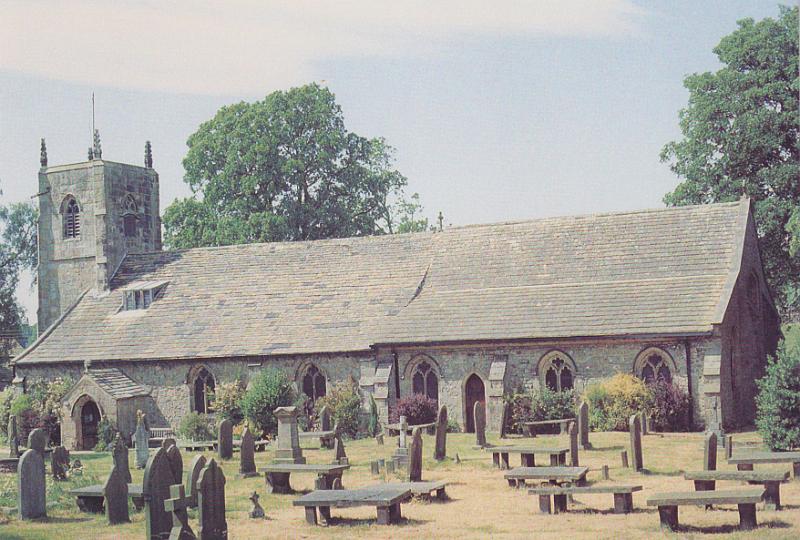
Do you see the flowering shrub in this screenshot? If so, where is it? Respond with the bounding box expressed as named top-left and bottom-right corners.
top-left (315, 379), bottom-right (362, 437)
top-left (178, 412), bottom-right (217, 441)
top-left (390, 394), bottom-right (437, 425)
top-left (649, 380), bottom-right (692, 431)
top-left (211, 381), bottom-right (246, 424)
top-left (584, 374), bottom-right (653, 431)
top-left (504, 392), bottom-right (533, 434)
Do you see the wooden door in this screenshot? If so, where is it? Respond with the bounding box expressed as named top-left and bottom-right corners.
top-left (464, 374), bottom-right (485, 433)
top-left (81, 400), bottom-right (100, 450)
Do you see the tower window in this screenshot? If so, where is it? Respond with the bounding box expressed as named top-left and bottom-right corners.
top-left (123, 214), bottom-right (137, 237)
top-left (122, 195), bottom-right (138, 238)
top-left (63, 197), bottom-right (80, 238)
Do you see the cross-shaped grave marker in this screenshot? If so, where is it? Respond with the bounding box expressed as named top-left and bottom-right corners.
top-left (164, 484), bottom-right (195, 540)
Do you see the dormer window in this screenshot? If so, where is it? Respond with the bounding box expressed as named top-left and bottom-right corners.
top-left (120, 281), bottom-right (167, 311)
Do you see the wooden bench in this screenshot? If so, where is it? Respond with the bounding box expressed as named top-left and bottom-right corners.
top-left (385, 481), bottom-right (447, 500)
top-left (260, 463), bottom-right (350, 494)
top-left (69, 483), bottom-right (145, 513)
top-left (528, 484), bottom-right (642, 514)
top-left (522, 418), bottom-right (574, 437)
top-left (298, 430), bottom-right (336, 449)
top-left (293, 485), bottom-right (412, 525)
top-left (728, 451), bottom-right (800, 479)
top-left (504, 466), bottom-right (588, 488)
top-left (685, 470), bottom-right (789, 510)
top-left (486, 445), bottom-right (569, 469)
top-left (646, 489), bottom-right (764, 531)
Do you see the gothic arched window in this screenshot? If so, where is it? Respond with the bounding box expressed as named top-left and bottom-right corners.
top-left (538, 351), bottom-right (576, 392)
top-left (122, 194), bottom-right (138, 238)
top-left (192, 368), bottom-right (216, 413)
top-left (412, 361), bottom-right (439, 403)
top-left (635, 348), bottom-right (674, 385)
top-left (302, 364), bottom-right (326, 403)
top-left (63, 197), bottom-right (80, 238)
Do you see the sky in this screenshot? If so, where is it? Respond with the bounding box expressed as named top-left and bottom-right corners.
top-left (0, 0), bottom-right (785, 321)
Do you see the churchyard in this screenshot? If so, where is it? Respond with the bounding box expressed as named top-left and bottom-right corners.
top-left (1, 428), bottom-right (799, 539)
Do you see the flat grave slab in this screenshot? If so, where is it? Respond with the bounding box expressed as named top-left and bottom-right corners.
top-left (684, 470), bottom-right (790, 510)
top-left (384, 480), bottom-right (447, 500)
top-left (485, 445), bottom-right (570, 469)
top-left (69, 483), bottom-right (144, 513)
top-left (504, 466), bottom-right (588, 488)
top-left (522, 418), bottom-right (574, 437)
top-left (293, 485), bottom-right (411, 525)
top-left (528, 484), bottom-right (642, 514)
top-left (259, 463), bottom-right (350, 493)
top-left (646, 488), bottom-right (764, 531)
top-left (728, 451), bottom-right (800, 478)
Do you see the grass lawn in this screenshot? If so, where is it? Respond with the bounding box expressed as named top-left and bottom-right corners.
top-left (0, 430), bottom-right (798, 539)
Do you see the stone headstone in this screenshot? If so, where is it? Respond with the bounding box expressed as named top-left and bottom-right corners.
top-left (239, 427), bottom-right (257, 477)
top-left (143, 446), bottom-right (173, 539)
top-left (398, 416), bottom-right (408, 448)
top-left (103, 462), bottom-right (130, 525)
top-left (455, 452), bottom-right (461, 464)
top-left (8, 415), bottom-right (19, 458)
top-left (217, 419), bottom-right (233, 460)
top-left (162, 437), bottom-right (177, 450)
top-left (640, 412), bottom-right (649, 435)
top-left (111, 433), bottom-right (132, 484)
top-left (319, 406), bottom-right (331, 432)
top-left (704, 431), bottom-right (718, 471)
top-left (273, 407), bottom-right (304, 464)
top-left (408, 427), bottom-right (423, 482)
top-left (578, 401), bottom-right (590, 449)
top-left (434, 405), bottom-right (447, 461)
top-left (135, 413), bottom-right (150, 469)
top-left (166, 444), bottom-right (183, 485)
top-left (51, 445), bottom-right (70, 480)
top-left (568, 421), bottom-right (579, 466)
top-left (375, 433), bottom-right (384, 445)
top-left (248, 491), bottom-right (265, 519)
top-left (17, 448), bottom-right (46, 519)
top-left (333, 435), bottom-right (348, 465)
top-left (370, 461), bottom-right (380, 475)
top-left (474, 401), bottom-right (487, 447)
top-left (198, 458), bottom-right (228, 539)
top-left (28, 428), bottom-right (48, 454)
top-left (164, 483), bottom-right (194, 540)
top-left (186, 454), bottom-right (207, 508)
top-left (620, 450), bottom-right (628, 468)
top-left (499, 403), bottom-right (509, 439)
top-left (628, 414), bottom-right (643, 471)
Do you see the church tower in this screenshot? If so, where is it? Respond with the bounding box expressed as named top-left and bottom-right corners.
top-left (37, 135), bottom-right (161, 331)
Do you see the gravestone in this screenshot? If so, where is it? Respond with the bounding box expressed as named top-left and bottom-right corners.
top-left (499, 403), bottom-right (509, 439)
top-left (370, 461), bottom-right (380, 475)
top-left (399, 416), bottom-right (408, 448)
top-left (217, 419), bottom-right (233, 460)
top-left (248, 491), bottom-right (265, 519)
top-left (103, 462), bottom-right (130, 525)
top-left (162, 438), bottom-right (177, 450)
top-left (386, 460), bottom-right (396, 474)
top-left (375, 433), bottom-right (384, 445)
top-left (166, 444), bottom-right (184, 485)
top-left (143, 447), bottom-right (174, 540)
top-left (135, 412), bottom-right (150, 469)
top-left (186, 454), bottom-right (207, 508)
top-left (434, 405), bottom-right (448, 460)
top-left (197, 458), bottom-right (228, 540)
top-left (474, 401), bottom-right (487, 448)
top-left (620, 450), bottom-right (629, 468)
top-left (578, 401), bottom-right (590, 449)
top-left (408, 427), bottom-right (423, 482)
top-left (392, 416), bottom-right (409, 468)
top-left (628, 415), bottom-right (643, 471)
top-left (319, 406), bottom-right (331, 431)
top-left (51, 445), bottom-right (70, 480)
top-left (164, 483), bottom-right (194, 540)
top-left (111, 433), bottom-right (132, 483)
top-left (704, 431), bottom-right (718, 471)
top-left (640, 412), bottom-right (649, 436)
top-left (333, 435), bottom-right (348, 465)
top-left (239, 427), bottom-right (257, 477)
top-left (273, 407), bottom-right (305, 464)
top-left (17, 448), bottom-right (46, 519)
top-left (568, 421), bottom-right (579, 466)
top-left (8, 415), bottom-right (19, 458)
top-left (28, 428), bottom-right (48, 454)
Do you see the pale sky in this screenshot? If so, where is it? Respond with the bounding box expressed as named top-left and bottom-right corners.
top-left (0, 0), bottom-right (783, 321)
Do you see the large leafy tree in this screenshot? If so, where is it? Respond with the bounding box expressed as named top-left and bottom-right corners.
top-left (164, 84), bottom-right (424, 248)
top-left (661, 6), bottom-right (799, 318)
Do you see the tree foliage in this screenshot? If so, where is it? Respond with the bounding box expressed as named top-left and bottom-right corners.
top-left (240, 368), bottom-right (296, 437)
top-left (661, 6), bottom-right (799, 317)
top-left (756, 339), bottom-right (800, 450)
top-left (164, 84), bottom-right (427, 248)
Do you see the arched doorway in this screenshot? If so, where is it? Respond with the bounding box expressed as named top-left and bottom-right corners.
top-left (464, 374), bottom-right (486, 433)
top-left (80, 400), bottom-right (101, 450)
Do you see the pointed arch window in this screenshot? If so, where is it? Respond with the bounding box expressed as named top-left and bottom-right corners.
top-left (302, 364), bottom-right (326, 403)
top-left (539, 352), bottom-right (575, 392)
top-left (635, 348), bottom-right (674, 385)
top-left (411, 361), bottom-right (439, 403)
top-left (192, 368), bottom-right (215, 413)
top-left (63, 197), bottom-right (80, 238)
top-left (122, 194), bottom-right (138, 238)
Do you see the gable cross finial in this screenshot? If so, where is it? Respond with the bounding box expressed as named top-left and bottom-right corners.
top-left (437, 211), bottom-right (444, 232)
top-left (39, 138), bottom-right (47, 168)
top-left (144, 141), bottom-right (153, 168)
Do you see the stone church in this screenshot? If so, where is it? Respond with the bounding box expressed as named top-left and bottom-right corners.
top-left (12, 142), bottom-right (782, 450)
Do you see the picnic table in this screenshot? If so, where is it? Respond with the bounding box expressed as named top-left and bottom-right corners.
top-left (528, 484), bottom-right (642, 514)
top-left (384, 480), bottom-right (448, 500)
top-left (504, 466), bottom-right (588, 488)
top-left (385, 422), bottom-right (436, 436)
top-left (521, 418), bottom-right (574, 437)
top-left (298, 430), bottom-right (336, 448)
top-left (485, 445), bottom-right (569, 469)
top-left (728, 451), bottom-right (800, 478)
top-left (685, 470), bottom-right (789, 510)
top-left (646, 488), bottom-right (764, 531)
top-left (69, 483), bottom-right (144, 512)
top-left (293, 484), bottom-right (412, 525)
top-left (260, 463), bottom-right (350, 494)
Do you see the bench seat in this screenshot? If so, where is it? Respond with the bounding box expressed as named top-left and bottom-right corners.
top-left (528, 484), bottom-right (642, 514)
top-left (259, 463), bottom-right (350, 493)
top-left (646, 488), bottom-right (764, 531)
top-left (684, 470), bottom-right (789, 510)
top-left (293, 485), bottom-right (411, 525)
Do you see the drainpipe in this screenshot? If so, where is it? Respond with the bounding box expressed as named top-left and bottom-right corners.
top-left (684, 340), bottom-right (694, 429)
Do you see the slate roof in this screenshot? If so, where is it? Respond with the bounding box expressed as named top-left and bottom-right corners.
top-left (16, 200), bottom-right (750, 364)
top-left (87, 368), bottom-right (149, 399)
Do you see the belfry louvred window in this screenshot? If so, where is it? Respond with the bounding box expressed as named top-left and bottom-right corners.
top-left (63, 197), bottom-right (80, 238)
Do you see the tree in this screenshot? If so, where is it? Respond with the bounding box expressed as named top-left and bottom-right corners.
top-left (164, 84), bottom-right (424, 248)
top-left (755, 339), bottom-right (800, 450)
top-left (660, 6), bottom-right (799, 317)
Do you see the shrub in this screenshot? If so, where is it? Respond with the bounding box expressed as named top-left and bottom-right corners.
top-left (389, 394), bottom-right (437, 425)
top-left (240, 368), bottom-right (296, 437)
top-left (446, 419), bottom-right (461, 433)
top-left (316, 380), bottom-right (362, 438)
top-left (756, 340), bottom-right (800, 451)
top-left (530, 388), bottom-right (577, 421)
top-left (211, 381), bottom-right (245, 424)
top-left (649, 380), bottom-right (692, 432)
top-left (0, 388), bottom-right (15, 442)
top-left (93, 417), bottom-right (119, 451)
top-left (178, 412), bottom-right (217, 441)
top-left (504, 392), bottom-right (533, 434)
top-left (584, 374), bottom-right (653, 431)
top-left (367, 394), bottom-right (380, 436)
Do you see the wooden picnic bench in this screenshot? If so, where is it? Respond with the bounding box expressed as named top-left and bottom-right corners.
top-left (685, 470), bottom-right (789, 510)
top-left (486, 445), bottom-right (569, 469)
top-left (528, 484), bottom-right (642, 514)
top-left (728, 451), bottom-right (800, 478)
top-left (260, 463), bottom-right (350, 494)
top-left (69, 483), bottom-right (144, 513)
top-left (384, 480), bottom-right (447, 500)
top-left (298, 430), bottom-right (336, 448)
top-left (646, 488), bottom-right (764, 531)
top-left (293, 485), bottom-right (412, 525)
top-left (504, 466), bottom-right (588, 488)
top-left (522, 418), bottom-right (574, 437)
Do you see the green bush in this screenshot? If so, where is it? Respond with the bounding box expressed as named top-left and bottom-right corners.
top-left (93, 417), bottom-right (119, 451)
top-left (0, 388), bottom-right (15, 443)
top-left (240, 368), bottom-right (296, 437)
top-left (530, 388), bottom-right (577, 421)
top-left (367, 394), bottom-right (380, 436)
top-left (178, 412), bottom-right (217, 441)
top-left (504, 392), bottom-right (532, 434)
top-left (315, 380), bottom-right (362, 438)
top-left (446, 419), bottom-right (461, 433)
top-left (756, 340), bottom-right (800, 451)
top-left (211, 381), bottom-right (246, 424)
top-left (584, 373), bottom-right (653, 431)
